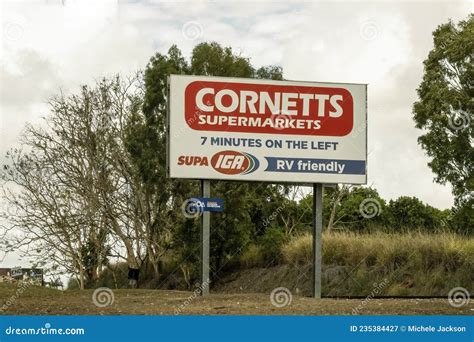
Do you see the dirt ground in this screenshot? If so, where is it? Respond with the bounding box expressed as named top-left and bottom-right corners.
top-left (0, 284), bottom-right (472, 315)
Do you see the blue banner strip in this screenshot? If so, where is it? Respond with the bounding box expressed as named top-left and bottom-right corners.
top-left (0, 315), bottom-right (472, 342)
top-left (265, 157), bottom-right (366, 175)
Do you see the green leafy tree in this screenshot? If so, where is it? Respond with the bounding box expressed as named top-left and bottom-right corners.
top-left (297, 186), bottom-right (387, 232)
top-left (126, 46), bottom-right (195, 278)
top-left (387, 196), bottom-right (445, 231)
top-left (412, 15), bottom-right (473, 233)
top-left (141, 42), bottom-right (287, 283)
top-left (449, 204), bottom-right (474, 235)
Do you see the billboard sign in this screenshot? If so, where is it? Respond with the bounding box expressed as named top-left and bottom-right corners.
top-left (168, 75), bottom-right (367, 184)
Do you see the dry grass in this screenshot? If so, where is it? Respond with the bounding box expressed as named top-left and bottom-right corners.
top-left (1, 284), bottom-right (471, 315)
top-left (282, 231), bottom-right (473, 266)
top-left (280, 231), bottom-right (473, 296)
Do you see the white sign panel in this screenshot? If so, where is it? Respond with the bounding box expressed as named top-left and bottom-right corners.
top-left (168, 75), bottom-right (367, 184)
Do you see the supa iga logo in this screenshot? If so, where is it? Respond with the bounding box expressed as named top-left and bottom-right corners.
top-left (177, 150), bottom-right (260, 175)
top-left (211, 150), bottom-right (259, 175)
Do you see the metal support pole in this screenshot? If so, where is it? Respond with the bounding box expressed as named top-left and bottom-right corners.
top-left (200, 179), bottom-right (210, 296)
top-left (312, 183), bottom-right (323, 298)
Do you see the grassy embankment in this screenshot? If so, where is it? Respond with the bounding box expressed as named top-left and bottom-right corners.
top-left (234, 231), bottom-right (473, 296)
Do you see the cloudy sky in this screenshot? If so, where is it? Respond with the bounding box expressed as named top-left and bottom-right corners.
top-left (0, 0), bottom-right (471, 221)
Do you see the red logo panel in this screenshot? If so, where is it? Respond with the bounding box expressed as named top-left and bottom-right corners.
top-left (184, 81), bottom-right (354, 136)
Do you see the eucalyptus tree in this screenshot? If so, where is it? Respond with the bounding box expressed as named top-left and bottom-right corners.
top-left (413, 15), bottom-right (473, 232)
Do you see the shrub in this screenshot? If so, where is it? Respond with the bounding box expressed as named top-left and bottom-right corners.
top-left (240, 245), bottom-right (265, 268)
top-left (387, 196), bottom-right (445, 231)
top-left (258, 226), bottom-right (287, 265)
top-left (281, 233), bottom-right (313, 265)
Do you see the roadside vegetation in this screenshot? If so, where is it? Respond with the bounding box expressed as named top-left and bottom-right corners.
top-left (283, 231), bottom-right (472, 296)
top-left (78, 230), bottom-right (472, 297)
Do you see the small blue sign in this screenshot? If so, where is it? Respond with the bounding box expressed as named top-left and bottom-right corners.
top-left (190, 197), bottom-right (224, 212)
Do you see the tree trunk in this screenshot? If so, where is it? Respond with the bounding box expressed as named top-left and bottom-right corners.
top-left (327, 186), bottom-right (349, 231)
top-left (78, 268), bottom-right (85, 290)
